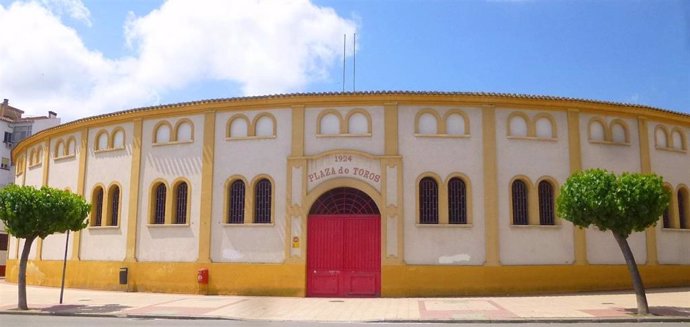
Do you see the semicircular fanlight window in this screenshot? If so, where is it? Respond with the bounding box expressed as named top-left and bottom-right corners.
top-left (309, 187), bottom-right (379, 215)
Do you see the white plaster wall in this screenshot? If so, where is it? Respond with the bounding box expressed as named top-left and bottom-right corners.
top-left (81, 124), bottom-right (133, 261)
top-left (304, 106), bottom-right (385, 156)
top-left (647, 121), bottom-right (690, 264)
top-left (23, 143), bottom-right (45, 187)
top-left (211, 109), bottom-right (291, 263)
top-left (137, 116), bottom-right (203, 262)
top-left (399, 106), bottom-right (485, 265)
top-left (47, 131), bottom-right (80, 191)
top-left (580, 114), bottom-right (646, 264)
top-left (41, 232), bottom-right (73, 261)
top-left (495, 108), bottom-right (574, 265)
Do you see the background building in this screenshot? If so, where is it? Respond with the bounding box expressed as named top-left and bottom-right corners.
top-left (4, 92), bottom-right (690, 296)
top-left (0, 98), bottom-right (61, 276)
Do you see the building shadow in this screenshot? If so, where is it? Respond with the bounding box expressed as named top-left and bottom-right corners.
top-left (39, 304), bottom-right (130, 315)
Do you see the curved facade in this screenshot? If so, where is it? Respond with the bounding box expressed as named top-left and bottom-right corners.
top-left (5, 92), bottom-right (690, 297)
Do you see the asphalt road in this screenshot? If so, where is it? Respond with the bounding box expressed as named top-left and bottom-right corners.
top-left (1, 315), bottom-right (688, 327)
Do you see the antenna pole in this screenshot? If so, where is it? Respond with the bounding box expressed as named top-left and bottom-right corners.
top-left (342, 34), bottom-right (346, 93)
top-left (353, 33), bottom-right (356, 92)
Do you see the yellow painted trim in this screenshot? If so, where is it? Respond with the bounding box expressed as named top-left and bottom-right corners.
top-left (414, 108), bottom-right (441, 134)
top-left (291, 105), bottom-right (305, 156)
top-left (482, 106), bottom-right (499, 266)
top-left (41, 140), bottom-right (50, 186)
top-left (72, 127), bottom-right (88, 261)
top-left (316, 108), bottom-right (345, 135)
top-left (89, 184), bottom-right (106, 226)
top-left (638, 117), bottom-right (657, 264)
top-left (567, 109), bottom-right (587, 265)
top-left (383, 102), bottom-right (398, 155)
top-left (197, 111), bottom-right (215, 263)
top-left (125, 119), bottom-right (142, 262)
top-left (415, 173), bottom-right (443, 224)
top-left (223, 176), bottom-right (249, 224)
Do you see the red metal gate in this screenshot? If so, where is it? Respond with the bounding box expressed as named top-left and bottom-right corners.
top-left (307, 214), bottom-right (380, 297)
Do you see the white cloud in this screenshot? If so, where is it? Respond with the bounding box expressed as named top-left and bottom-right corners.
top-left (0, 0), bottom-right (357, 121)
top-left (40, 0), bottom-right (92, 26)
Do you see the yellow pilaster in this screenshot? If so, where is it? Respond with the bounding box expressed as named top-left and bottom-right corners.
top-left (125, 120), bottom-right (142, 262)
top-left (384, 102), bottom-right (398, 156)
top-left (291, 105), bottom-right (305, 157)
top-left (37, 139), bottom-right (51, 261)
top-left (482, 106), bottom-right (500, 266)
top-left (638, 116), bottom-right (657, 265)
top-left (197, 111), bottom-right (216, 263)
top-left (567, 109), bottom-right (587, 265)
top-left (72, 128), bottom-right (88, 261)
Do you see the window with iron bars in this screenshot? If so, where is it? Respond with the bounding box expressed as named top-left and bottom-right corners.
top-left (419, 177), bottom-right (438, 224)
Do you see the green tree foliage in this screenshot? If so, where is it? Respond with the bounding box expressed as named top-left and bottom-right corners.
top-left (557, 169), bottom-right (670, 315)
top-left (0, 185), bottom-right (90, 310)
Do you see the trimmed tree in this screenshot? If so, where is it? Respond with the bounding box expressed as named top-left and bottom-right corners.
top-left (556, 169), bottom-right (669, 315)
top-left (0, 185), bottom-right (90, 310)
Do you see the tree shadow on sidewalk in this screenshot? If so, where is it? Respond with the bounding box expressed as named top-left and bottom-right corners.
top-left (624, 306), bottom-right (690, 317)
top-left (39, 304), bottom-right (131, 315)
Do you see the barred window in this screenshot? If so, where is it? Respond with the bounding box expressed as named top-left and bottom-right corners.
top-left (93, 187), bottom-right (104, 226)
top-left (448, 177), bottom-right (467, 224)
top-left (228, 180), bottom-right (245, 224)
top-left (109, 186), bottom-right (120, 226)
top-left (254, 179), bottom-right (272, 223)
top-left (538, 181), bottom-right (555, 225)
top-left (174, 182), bottom-right (188, 224)
top-left (419, 177), bottom-right (438, 224)
top-left (153, 183), bottom-right (166, 224)
top-left (512, 180), bottom-right (528, 225)
top-left (662, 207), bottom-right (670, 228)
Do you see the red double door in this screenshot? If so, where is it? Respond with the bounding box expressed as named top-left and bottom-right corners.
top-left (307, 214), bottom-right (380, 297)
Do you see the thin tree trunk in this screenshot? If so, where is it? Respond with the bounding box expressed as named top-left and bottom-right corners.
top-left (18, 236), bottom-right (35, 310)
top-left (612, 232), bottom-right (649, 315)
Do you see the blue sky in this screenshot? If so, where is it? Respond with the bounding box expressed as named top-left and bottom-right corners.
top-left (0, 0), bottom-right (688, 121)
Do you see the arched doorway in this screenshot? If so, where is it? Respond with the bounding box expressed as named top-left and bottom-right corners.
top-left (307, 187), bottom-right (381, 297)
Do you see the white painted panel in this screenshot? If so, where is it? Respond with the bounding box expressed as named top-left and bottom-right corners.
top-left (230, 118), bottom-right (248, 137)
top-left (155, 125), bottom-right (171, 143)
top-left (387, 215), bottom-right (397, 257)
top-left (97, 133), bottom-right (108, 150)
top-left (177, 122), bottom-right (193, 141)
top-left (611, 123), bottom-right (626, 143)
top-left (292, 166), bottom-right (302, 206)
top-left (586, 228), bottom-right (647, 264)
top-left (56, 143), bottom-right (65, 157)
top-left (67, 139), bottom-right (76, 155)
top-left (655, 127), bottom-right (667, 147)
top-left (386, 165), bottom-right (397, 206)
top-left (590, 121), bottom-right (605, 141)
top-left (112, 130), bottom-right (125, 148)
top-left (671, 131), bottom-right (683, 150)
top-left (41, 232), bottom-right (72, 261)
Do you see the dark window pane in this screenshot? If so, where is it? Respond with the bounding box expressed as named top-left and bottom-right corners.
top-left (448, 178), bottom-right (467, 224)
top-left (254, 179), bottom-right (272, 224)
top-left (154, 184), bottom-right (166, 224)
top-left (229, 180), bottom-right (245, 223)
top-left (110, 186), bottom-right (120, 226)
top-left (512, 180), bottom-right (528, 225)
top-left (538, 181), bottom-right (555, 225)
top-left (175, 182), bottom-right (188, 224)
top-left (419, 177), bottom-right (438, 224)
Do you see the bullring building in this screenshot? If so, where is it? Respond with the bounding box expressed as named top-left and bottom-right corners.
top-left (5, 92), bottom-right (690, 297)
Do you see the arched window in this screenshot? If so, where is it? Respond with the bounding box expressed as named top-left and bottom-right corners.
top-left (96, 132), bottom-right (109, 150)
top-left (153, 183), bottom-right (167, 224)
top-left (254, 179), bottom-right (272, 223)
top-left (174, 182), bottom-right (188, 224)
top-left (589, 120), bottom-right (606, 141)
top-left (254, 114), bottom-right (275, 137)
top-left (175, 121), bottom-right (193, 142)
top-left (508, 115), bottom-right (528, 137)
top-left (445, 113), bottom-right (466, 135)
top-left (112, 129), bottom-right (125, 149)
top-left (108, 185), bottom-right (120, 226)
top-left (448, 177), bottom-right (467, 224)
top-left (419, 177), bottom-right (438, 224)
top-left (512, 180), bottom-right (528, 225)
top-left (155, 123), bottom-right (171, 143)
top-left (347, 112), bottom-right (369, 134)
top-left (610, 122), bottom-right (628, 143)
top-left (417, 113), bottom-right (438, 135)
top-left (679, 188), bottom-right (689, 229)
top-left (55, 141), bottom-right (65, 158)
top-left (671, 129), bottom-right (685, 150)
top-left (67, 138), bottom-right (76, 155)
top-left (228, 180), bottom-right (245, 224)
top-left (655, 126), bottom-right (669, 148)
top-left (319, 113), bottom-right (340, 135)
top-left (535, 117), bottom-right (553, 139)
top-left (538, 181), bottom-right (555, 225)
top-left (92, 187), bottom-right (104, 226)
top-left (228, 116), bottom-right (249, 138)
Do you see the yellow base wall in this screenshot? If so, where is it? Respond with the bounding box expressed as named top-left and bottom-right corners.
top-left (5, 260), bottom-right (690, 297)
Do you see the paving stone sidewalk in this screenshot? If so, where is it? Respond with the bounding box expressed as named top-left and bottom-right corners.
top-left (0, 280), bottom-right (688, 322)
